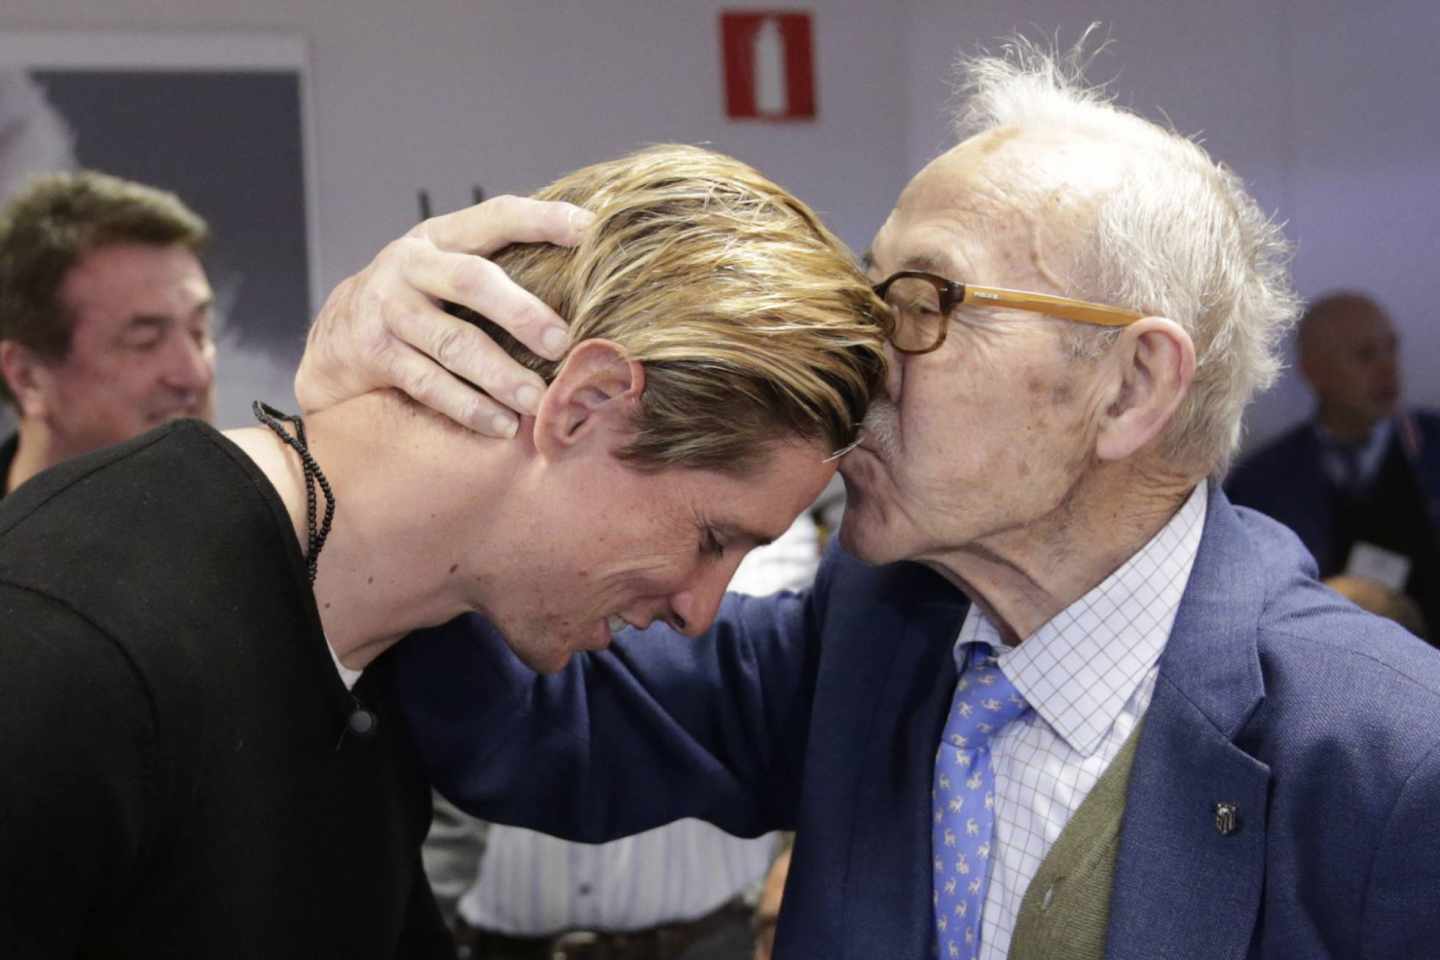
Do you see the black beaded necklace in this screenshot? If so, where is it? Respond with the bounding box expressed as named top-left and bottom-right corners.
top-left (252, 401), bottom-right (335, 585)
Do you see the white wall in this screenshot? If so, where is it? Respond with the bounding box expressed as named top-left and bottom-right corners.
top-left (904, 0), bottom-right (1440, 451)
top-left (3, 2), bottom-right (1435, 444)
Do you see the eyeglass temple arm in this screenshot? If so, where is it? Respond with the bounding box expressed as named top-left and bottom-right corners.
top-left (961, 284), bottom-right (1144, 327)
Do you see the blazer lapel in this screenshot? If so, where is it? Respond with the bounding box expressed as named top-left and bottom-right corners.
top-left (1107, 488), bottom-right (1273, 960)
top-left (1107, 685), bottom-right (1269, 960)
top-left (841, 578), bottom-right (967, 960)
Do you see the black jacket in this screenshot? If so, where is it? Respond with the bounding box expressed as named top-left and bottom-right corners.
top-left (0, 421), bottom-right (453, 959)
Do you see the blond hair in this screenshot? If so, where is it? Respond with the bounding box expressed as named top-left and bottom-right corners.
top-left (461, 144), bottom-right (889, 473)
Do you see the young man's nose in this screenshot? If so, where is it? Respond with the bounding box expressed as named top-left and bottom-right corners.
top-left (667, 560), bottom-right (745, 637)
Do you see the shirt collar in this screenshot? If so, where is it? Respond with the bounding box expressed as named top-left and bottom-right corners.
top-left (953, 480), bottom-right (1209, 755)
top-left (326, 635), bottom-right (363, 690)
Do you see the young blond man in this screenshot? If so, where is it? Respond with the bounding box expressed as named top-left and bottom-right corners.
top-left (0, 146), bottom-right (887, 958)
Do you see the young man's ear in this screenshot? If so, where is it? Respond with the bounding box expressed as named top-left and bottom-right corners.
top-left (0, 340), bottom-right (52, 420)
top-left (1094, 317), bottom-right (1196, 463)
top-left (531, 339), bottom-right (645, 458)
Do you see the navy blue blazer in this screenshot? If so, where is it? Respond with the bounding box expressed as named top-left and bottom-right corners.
top-left (397, 486), bottom-right (1440, 958)
top-left (1226, 410), bottom-right (1440, 575)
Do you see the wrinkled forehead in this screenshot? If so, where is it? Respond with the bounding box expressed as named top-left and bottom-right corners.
top-left (870, 128), bottom-right (1111, 286)
top-left (865, 190), bottom-right (1002, 283)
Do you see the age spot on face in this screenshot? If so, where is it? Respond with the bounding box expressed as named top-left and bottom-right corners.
top-left (1026, 371), bottom-right (1075, 410)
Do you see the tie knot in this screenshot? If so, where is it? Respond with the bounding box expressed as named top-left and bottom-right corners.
top-left (943, 643), bottom-right (1028, 746)
top-left (1332, 439), bottom-right (1369, 493)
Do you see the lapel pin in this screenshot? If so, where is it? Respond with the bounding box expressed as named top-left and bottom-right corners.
top-left (1214, 801), bottom-right (1241, 836)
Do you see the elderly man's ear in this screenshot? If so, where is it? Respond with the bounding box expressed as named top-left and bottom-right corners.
top-left (1094, 317), bottom-right (1196, 463)
top-left (531, 339), bottom-right (645, 458)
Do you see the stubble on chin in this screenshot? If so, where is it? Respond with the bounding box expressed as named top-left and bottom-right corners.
top-left (483, 610), bottom-right (567, 675)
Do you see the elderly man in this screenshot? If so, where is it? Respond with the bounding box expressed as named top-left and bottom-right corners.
top-left (0, 145), bottom-right (884, 957)
top-left (0, 171), bottom-right (216, 495)
top-left (297, 41), bottom-right (1440, 960)
top-left (1228, 291), bottom-right (1440, 636)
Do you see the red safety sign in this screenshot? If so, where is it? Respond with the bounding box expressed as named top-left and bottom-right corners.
top-left (719, 11), bottom-right (816, 121)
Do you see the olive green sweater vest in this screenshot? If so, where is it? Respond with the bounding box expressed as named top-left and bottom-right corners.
top-left (1005, 724), bottom-right (1144, 960)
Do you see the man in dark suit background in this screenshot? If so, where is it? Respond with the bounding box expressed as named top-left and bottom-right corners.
top-left (295, 36), bottom-right (1440, 960)
top-left (1228, 291), bottom-right (1440, 636)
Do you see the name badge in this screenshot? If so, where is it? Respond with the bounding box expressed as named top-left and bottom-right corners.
top-left (1344, 542), bottom-right (1411, 590)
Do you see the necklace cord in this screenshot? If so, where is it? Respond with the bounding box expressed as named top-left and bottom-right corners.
top-left (252, 401), bottom-right (335, 585)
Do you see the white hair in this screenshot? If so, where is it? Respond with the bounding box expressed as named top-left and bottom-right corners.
top-left (950, 30), bottom-right (1301, 475)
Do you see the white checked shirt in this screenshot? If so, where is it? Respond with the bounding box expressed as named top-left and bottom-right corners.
top-left (459, 818), bottom-right (777, 934)
top-left (960, 481), bottom-right (1209, 960)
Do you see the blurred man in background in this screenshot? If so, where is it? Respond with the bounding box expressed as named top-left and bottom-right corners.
top-left (0, 170), bottom-right (215, 495)
top-left (1228, 291), bottom-right (1440, 637)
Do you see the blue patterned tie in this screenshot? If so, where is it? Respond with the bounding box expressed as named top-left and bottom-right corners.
top-left (932, 642), bottom-right (1029, 959)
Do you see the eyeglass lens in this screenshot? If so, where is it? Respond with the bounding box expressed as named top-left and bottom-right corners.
top-left (879, 275), bottom-right (947, 352)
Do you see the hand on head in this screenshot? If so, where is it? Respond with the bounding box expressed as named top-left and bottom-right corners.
top-left (293, 195), bottom-right (593, 438)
